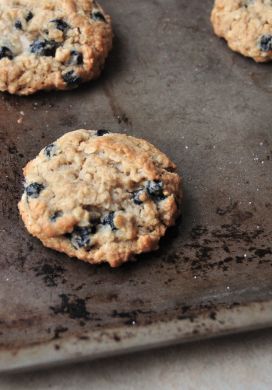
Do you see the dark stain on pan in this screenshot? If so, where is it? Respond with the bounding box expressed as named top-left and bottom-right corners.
top-left (216, 200), bottom-right (256, 224)
top-left (177, 301), bottom-right (240, 323)
top-left (0, 131), bottom-right (23, 218)
top-left (50, 294), bottom-right (91, 320)
top-left (103, 81), bottom-right (132, 126)
top-left (78, 335), bottom-right (90, 341)
top-left (209, 311), bottom-right (217, 320)
top-left (254, 248), bottom-right (272, 258)
top-left (33, 263), bottom-right (67, 287)
top-left (161, 223), bottom-right (271, 278)
top-left (73, 283), bottom-right (86, 291)
top-left (216, 201), bottom-right (238, 216)
top-left (111, 309), bottom-right (155, 326)
top-left (113, 333), bottom-right (121, 342)
top-left (53, 326), bottom-right (68, 340)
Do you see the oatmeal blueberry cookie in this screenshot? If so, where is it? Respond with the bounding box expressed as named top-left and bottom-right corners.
top-left (211, 0), bottom-right (272, 62)
top-left (18, 130), bottom-right (182, 267)
top-left (0, 0), bottom-right (112, 95)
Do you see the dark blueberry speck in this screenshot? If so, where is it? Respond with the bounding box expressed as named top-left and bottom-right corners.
top-left (50, 19), bottom-right (70, 32)
top-left (50, 211), bottom-right (63, 222)
top-left (91, 11), bottom-right (106, 22)
top-left (66, 226), bottom-right (95, 250)
top-left (260, 35), bottom-right (272, 52)
top-left (62, 70), bottom-right (81, 87)
top-left (132, 189), bottom-right (145, 205)
top-left (0, 46), bottom-right (13, 60)
top-left (44, 143), bottom-right (56, 158)
top-left (25, 11), bottom-right (34, 22)
top-left (30, 39), bottom-right (58, 57)
top-left (102, 212), bottom-right (116, 231)
top-left (15, 20), bottom-right (22, 30)
top-left (25, 183), bottom-right (45, 198)
top-left (89, 216), bottom-right (101, 225)
top-left (96, 129), bottom-right (110, 136)
top-left (70, 50), bottom-right (83, 65)
top-left (146, 180), bottom-right (165, 201)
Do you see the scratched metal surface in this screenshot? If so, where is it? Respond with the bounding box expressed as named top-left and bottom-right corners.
top-left (0, 0), bottom-right (272, 371)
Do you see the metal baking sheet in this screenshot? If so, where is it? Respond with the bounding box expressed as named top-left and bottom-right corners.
top-left (0, 0), bottom-right (271, 372)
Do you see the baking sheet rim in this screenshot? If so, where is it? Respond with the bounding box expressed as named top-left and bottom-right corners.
top-left (1, 299), bottom-right (272, 373)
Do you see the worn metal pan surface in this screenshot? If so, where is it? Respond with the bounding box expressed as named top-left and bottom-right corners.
top-left (0, 0), bottom-right (271, 372)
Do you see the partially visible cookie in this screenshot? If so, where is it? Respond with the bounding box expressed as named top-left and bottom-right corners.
top-left (0, 0), bottom-right (112, 95)
top-left (211, 0), bottom-right (272, 62)
top-left (18, 130), bottom-right (182, 267)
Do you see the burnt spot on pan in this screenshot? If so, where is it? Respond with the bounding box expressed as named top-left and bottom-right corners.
top-left (111, 309), bottom-right (154, 326)
top-left (33, 263), bottom-right (66, 287)
top-left (162, 223), bottom-right (271, 278)
top-left (78, 335), bottom-right (90, 341)
top-left (177, 301), bottom-right (240, 323)
top-left (216, 201), bottom-right (238, 216)
top-left (216, 201), bottom-right (255, 224)
top-left (117, 113), bottom-right (130, 125)
top-left (113, 333), bottom-right (121, 342)
top-left (190, 225), bottom-right (208, 239)
top-left (103, 82), bottom-right (132, 127)
top-left (50, 294), bottom-right (91, 320)
top-left (73, 283), bottom-right (86, 291)
top-left (0, 132), bottom-right (24, 219)
top-left (177, 305), bottom-right (195, 322)
top-left (253, 248), bottom-right (272, 258)
top-left (212, 224), bottom-right (264, 243)
top-left (53, 325), bottom-right (68, 340)
top-left (209, 311), bottom-right (217, 320)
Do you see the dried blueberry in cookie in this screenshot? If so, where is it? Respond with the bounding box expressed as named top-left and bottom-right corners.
top-left (30, 39), bottom-right (58, 57)
top-left (25, 11), bottom-right (33, 22)
top-left (15, 20), bottom-right (22, 30)
top-left (101, 212), bottom-right (116, 231)
top-left (62, 70), bottom-right (81, 87)
top-left (50, 211), bottom-right (63, 222)
top-left (259, 35), bottom-right (272, 52)
top-left (146, 180), bottom-right (166, 201)
top-left (96, 129), bottom-right (110, 136)
top-left (0, 47), bottom-right (13, 60)
top-left (25, 183), bottom-right (44, 199)
top-left (211, 0), bottom-right (272, 62)
top-left (0, 1), bottom-right (112, 95)
top-left (91, 10), bottom-right (106, 22)
top-left (50, 19), bottom-right (70, 32)
top-left (18, 130), bottom-right (182, 267)
top-left (132, 189), bottom-right (145, 205)
top-left (44, 143), bottom-right (57, 158)
top-left (67, 226), bottom-right (95, 250)
top-left (69, 50), bottom-right (83, 65)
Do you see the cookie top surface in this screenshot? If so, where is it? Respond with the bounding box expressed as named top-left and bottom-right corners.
top-left (211, 0), bottom-right (272, 62)
top-left (18, 130), bottom-right (182, 267)
top-left (0, 0), bottom-right (112, 95)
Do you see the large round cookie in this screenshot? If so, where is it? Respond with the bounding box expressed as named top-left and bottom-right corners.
top-left (0, 0), bottom-right (112, 95)
top-left (18, 130), bottom-right (182, 267)
top-left (211, 0), bottom-right (272, 62)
